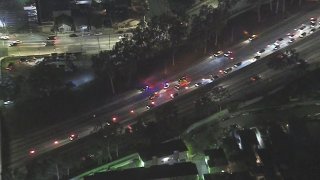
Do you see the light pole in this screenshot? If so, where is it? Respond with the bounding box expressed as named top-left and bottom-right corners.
top-left (0, 57), bottom-right (4, 83)
top-left (95, 34), bottom-right (101, 52)
top-left (108, 33), bottom-right (111, 50)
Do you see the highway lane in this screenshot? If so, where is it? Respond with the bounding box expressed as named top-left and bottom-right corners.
top-left (21, 43), bottom-right (316, 172)
top-left (8, 37), bottom-right (318, 169)
top-left (6, 8), bottom-right (320, 169)
top-left (3, 33), bottom-right (122, 56)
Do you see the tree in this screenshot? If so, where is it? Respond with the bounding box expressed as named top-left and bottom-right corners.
top-left (167, 16), bottom-right (187, 66)
top-left (92, 51), bottom-right (116, 94)
top-left (27, 64), bottom-right (65, 97)
top-left (247, 0), bottom-right (263, 22)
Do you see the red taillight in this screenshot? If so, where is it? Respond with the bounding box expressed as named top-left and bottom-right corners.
top-left (112, 117), bottom-right (117, 122)
top-left (29, 150), bottom-right (36, 154)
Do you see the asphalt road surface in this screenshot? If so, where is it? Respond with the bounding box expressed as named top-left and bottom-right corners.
top-left (6, 7), bottom-right (320, 169)
top-left (2, 32), bottom-right (122, 56)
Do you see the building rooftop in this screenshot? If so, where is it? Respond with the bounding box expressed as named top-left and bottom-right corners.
top-left (204, 148), bottom-right (228, 167)
top-left (204, 171), bottom-right (255, 180)
top-left (138, 139), bottom-right (188, 161)
top-left (84, 162), bottom-right (198, 180)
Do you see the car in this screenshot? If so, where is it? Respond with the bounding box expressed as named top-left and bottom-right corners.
top-left (233, 62), bottom-right (242, 68)
top-left (309, 28), bottom-right (316, 34)
top-left (47, 35), bottom-right (56, 40)
top-left (0, 35), bottom-right (9, 40)
top-left (3, 100), bottom-right (13, 105)
top-left (164, 82), bottom-right (169, 89)
top-left (224, 51), bottom-right (232, 57)
top-left (69, 133), bottom-right (78, 141)
top-left (287, 33), bottom-right (295, 38)
top-left (69, 33), bottom-right (78, 37)
top-left (210, 75), bottom-right (219, 80)
top-left (45, 41), bottom-right (55, 46)
top-left (94, 32), bottom-right (103, 36)
top-left (273, 44), bottom-right (280, 50)
top-left (257, 49), bottom-right (265, 55)
top-left (213, 50), bottom-right (224, 57)
top-left (140, 85), bottom-right (149, 92)
top-left (253, 56), bottom-right (261, 61)
top-left (288, 38), bottom-right (295, 43)
top-left (250, 75), bottom-right (262, 82)
top-left (296, 59), bottom-right (308, 65)
top-left (14, 40), bottom-right (22, 44)
top-left (277, 37), bottom-right (284, 42)
top-left (310, 17), bottom-right (317, 22)
top-left (248, 34), bottom-right (257, 41)
top-left (195, 82), bottom-right (202, 87)
top-left (299, 32), bottom-right (306, 38)
top-left (310, 17), bottom-right (317, 27)
top-left (146, 103), bottom-right (155, 110)
top-left (170, 93), bottom-right (179, 99)
top-left (29, 149), bottom-right (36, 155)
top-left (223, 67), bottom-right (233, 74)
top-left (178, 76), bottom-right (187, 82)
top-left (178, 76), bottom-right (190, 87)
top-left (299, 24), bottom-right (306, 31)
top-left (149, 92), bottom-right (159, 100)
top-left (6, 62), bottom-right (15, 71)
top-left (174, 84), bottom-right (180, 90)
top-left (8, 42), bottom-right (18, 47)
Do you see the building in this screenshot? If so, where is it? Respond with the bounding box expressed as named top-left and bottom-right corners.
top-left (138, 139), bottom-right (189, 167)
top-left (204, 148), bottom-right (228, 173)
top-left (84, 162), bottom-right (199, 180)
top-left (113, 18), bottom-right (140, 33)
top-left (233, 129), bottom-right (259, 151)
top-left (204, 171), bottom-right (255, 180)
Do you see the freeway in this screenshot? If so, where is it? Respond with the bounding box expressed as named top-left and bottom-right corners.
top-left (2, 32), bottom-right (121, 56)
top-left (5, 7), bottom-right (320, 169)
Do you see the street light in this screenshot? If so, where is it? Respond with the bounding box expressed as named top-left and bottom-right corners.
top-left (95, 33), bottom-right (101, 52)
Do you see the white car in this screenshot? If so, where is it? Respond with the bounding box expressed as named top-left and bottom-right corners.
top-left (288, 38), bottom-right (295, 43)
top-left (13, 40), bottom-right (22, 44)
top-left (309, 28), bottom-right (316, 34)
top-left (0, 35), bottom-right (9, 40)
top-left (299, 32), bottom-right (306, 38)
